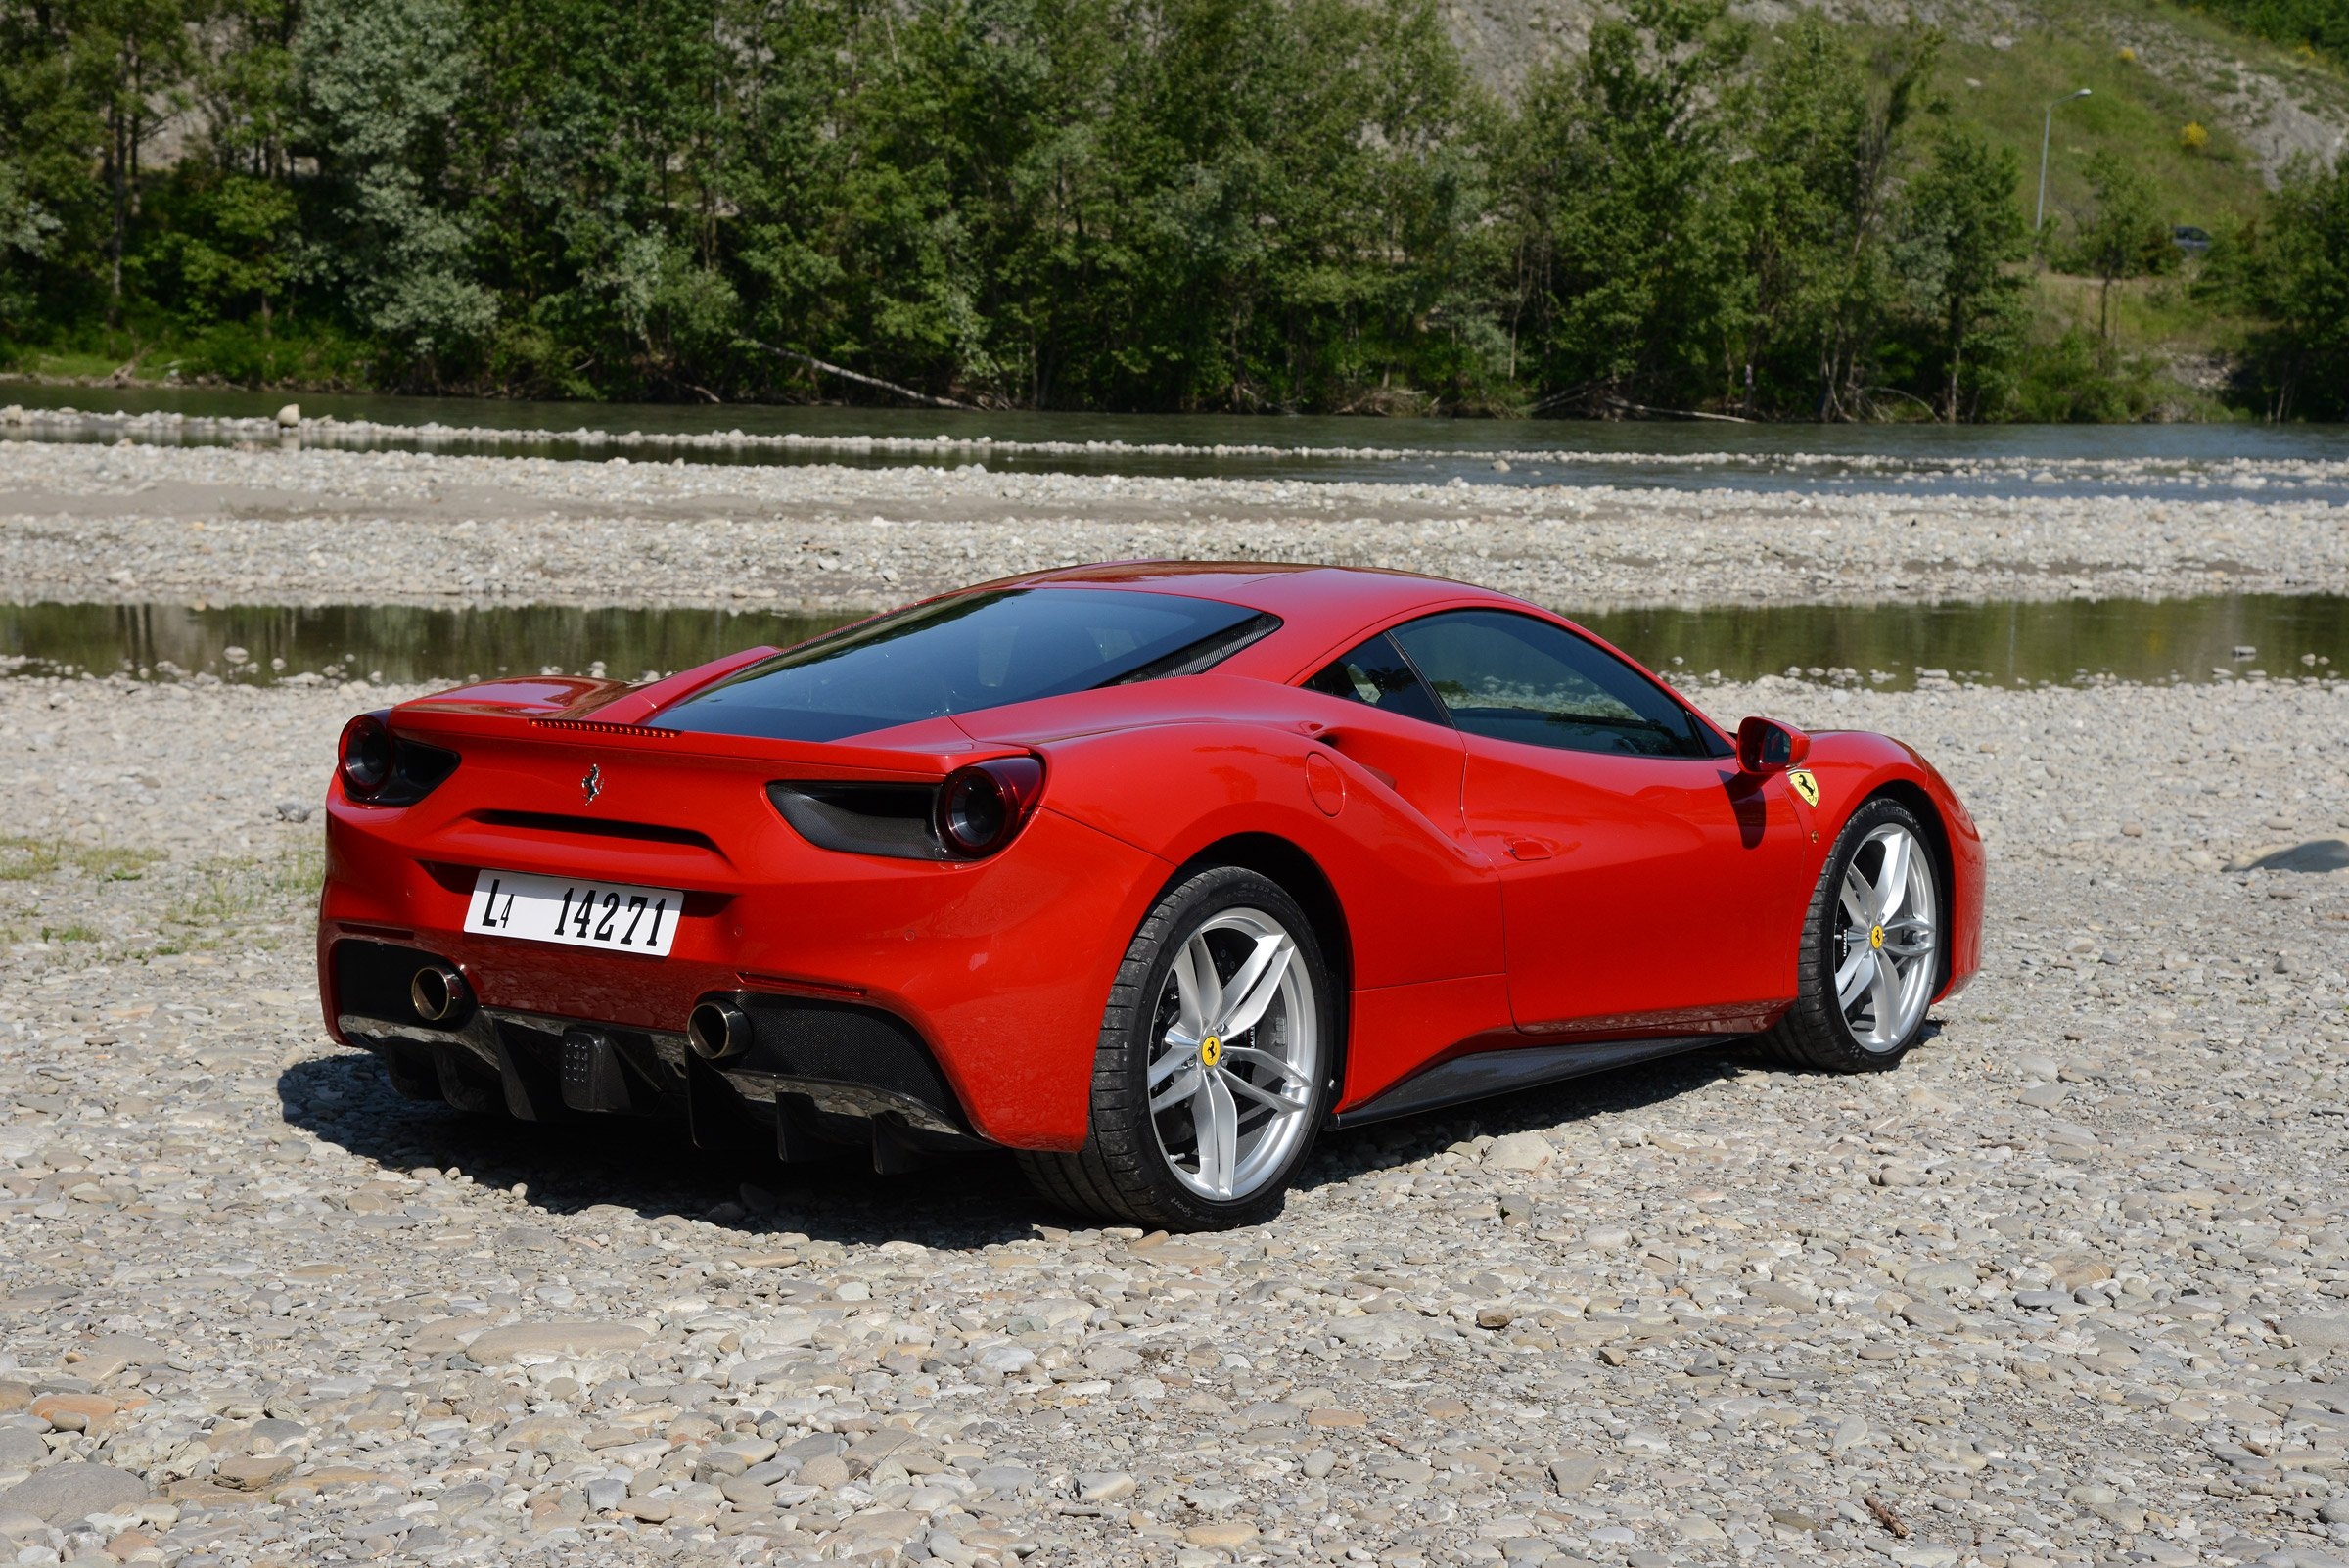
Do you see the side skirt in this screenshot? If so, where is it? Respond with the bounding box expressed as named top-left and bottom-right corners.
top-left (1326, 1035), bottom-right (1733, 1130)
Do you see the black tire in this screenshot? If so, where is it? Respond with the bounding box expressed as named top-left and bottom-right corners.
top-left (1019, 867), bottom-right (1339, 1231)
top-left (1760, 796), bottom-right (1944, 1073)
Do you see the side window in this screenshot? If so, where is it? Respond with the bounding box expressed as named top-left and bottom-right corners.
top-left (1388, 610), bottom-right (1724, 759)
top-left (1302, 633), bottom-right (1450, 728)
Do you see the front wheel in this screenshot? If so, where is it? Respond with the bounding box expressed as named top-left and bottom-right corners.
top-left (1020, 867), bottom-right (1337, 1230)
top-left (1761, 797), bottom-right (1944, 1072)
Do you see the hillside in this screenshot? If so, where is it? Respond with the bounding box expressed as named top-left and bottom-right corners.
top-left (1432, 0), bottom-right (2349, 414)
top-left (1444, 0), bottom-right (2349, 208)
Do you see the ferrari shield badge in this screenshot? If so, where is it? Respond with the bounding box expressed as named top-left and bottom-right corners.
top-left (1787, 769), bottom-right (1819, 807)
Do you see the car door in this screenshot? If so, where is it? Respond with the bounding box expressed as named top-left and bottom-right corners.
top-left (1387, 609), bottom-right (1809, 1036)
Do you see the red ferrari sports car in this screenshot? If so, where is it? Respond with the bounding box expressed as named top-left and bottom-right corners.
top-left (317, 562), bottom-right (1981, 1229)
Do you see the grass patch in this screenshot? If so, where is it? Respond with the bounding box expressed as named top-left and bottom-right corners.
top-left (0, 319), bottom-right (375, 391)
top-left (2, 346), bottom-right (128, 381)
top-left (39, 923), bottom-right (101, 944)
top-left (0, 837), bottom-right (164, 883)
top-left (161, 839), bottom-right (324, 949)
top-left (272, 839), bottom-right (327, 902)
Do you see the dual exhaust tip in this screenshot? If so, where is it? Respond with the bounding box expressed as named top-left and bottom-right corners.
top-left (411, 962), bottom-right (748, 1063)
top-left (410, 964), bottom-right (469, 1024)
top-left (686, 1000), bottom-right (751, 1061)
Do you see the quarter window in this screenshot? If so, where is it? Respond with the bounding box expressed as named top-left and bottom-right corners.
top-left (1302, 633), bottom-right (1449, 728)
top-left (1387, 610), bottom-right (1724, 759)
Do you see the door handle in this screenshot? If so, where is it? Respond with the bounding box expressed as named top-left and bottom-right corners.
top-left (1507, 838), bottom-right (1552, 861)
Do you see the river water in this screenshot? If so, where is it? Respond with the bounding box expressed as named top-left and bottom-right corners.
top-left (7, 384), bottom-right (2349, 500)
top-left (6, 593), bottom-right (2340, 693)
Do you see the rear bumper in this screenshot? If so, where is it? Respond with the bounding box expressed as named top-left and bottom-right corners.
top-left (317, 797), bottom-right (1170, 1150)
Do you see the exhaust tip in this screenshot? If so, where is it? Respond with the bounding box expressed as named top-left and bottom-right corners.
top-left (410, 963), bottom-right (468, 1024)
top-left (687, 1000), bottom-right (751, 1061)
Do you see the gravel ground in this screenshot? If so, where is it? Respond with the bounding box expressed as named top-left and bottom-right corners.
top-left (1, 670), bottom-right (2347, 1568)
top-left (3, 439), bottom-right (2346, 612)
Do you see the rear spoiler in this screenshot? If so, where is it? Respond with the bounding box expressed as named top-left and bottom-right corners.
top-left (394, 645), bottom-right (781, 726)
top-left (576, 647), bottom-right (781, 725)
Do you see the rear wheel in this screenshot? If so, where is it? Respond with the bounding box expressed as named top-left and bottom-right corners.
top-left (1020, 867), bottom-right (1336, 1230)
top-left (1761, 797), bottom-right (1943, 1072)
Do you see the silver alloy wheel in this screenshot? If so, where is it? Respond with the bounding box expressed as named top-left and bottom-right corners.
top-left (1145, 907), bottom-right (1321, 1202)
top-left (1834, 823), bottom-right (1940, 1051)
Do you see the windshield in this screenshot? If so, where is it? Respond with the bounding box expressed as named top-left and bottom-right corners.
top-left (651, 587), bottom-right (1278, 742)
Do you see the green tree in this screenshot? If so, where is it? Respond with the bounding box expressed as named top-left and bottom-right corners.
top-left (297, 0), bottom-right (493, 374)
top-left (2071, 151), bottom-right (2170, 344)
top-left (136, 169), bottom-right (301, 324)
top-left (1501, 0), bottom-right (1748, 414)
top-left (1897, 127), bottom-right (2027, 421)
top-left (2206, 154), bottom-right (2349, 418)
top-left (0, 2), bottom-right (91, 335)
top-left (1729, 15), bottom-right (1937, 419)
top-left (457, 0), bottom-right (739, 394)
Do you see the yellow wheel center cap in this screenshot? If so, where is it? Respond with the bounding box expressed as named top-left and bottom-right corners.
top-left (1868, 925), bottom-right (1886, 950)
top-left (1200, 1036), bottom-right (1222, 1068)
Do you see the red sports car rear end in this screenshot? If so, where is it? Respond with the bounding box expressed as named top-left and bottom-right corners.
top-left (317, 563), bottom-right (1983, 1229)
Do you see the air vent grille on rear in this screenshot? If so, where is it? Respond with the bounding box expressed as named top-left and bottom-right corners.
top-left (530, 718), bottom-right (678, 737)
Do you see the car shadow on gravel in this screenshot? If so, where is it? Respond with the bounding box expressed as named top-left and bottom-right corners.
top-left (281, 1026), bottom-right (1942, 1247)
top-left (276, 1050), bottom-right (1050, 1253)
top-left (1299, 1023), bottom-right (1947, 1197)
top-left (1300, 1041), bottom-right (1751, 1194)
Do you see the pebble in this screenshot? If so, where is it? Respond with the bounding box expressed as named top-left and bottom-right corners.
top-left (1484, 1130), bottom-right (1556, 1171)
top-left (0, 1464), bottom-right (148, 1525)
top-left (462, 1320), bottom-right (653, 1363)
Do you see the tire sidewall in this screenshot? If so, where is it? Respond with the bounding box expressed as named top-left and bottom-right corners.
top-left (1810, 798), bottom-right (1942, 1064)
top-left (1112, 867), bottom-right (1337, 1227)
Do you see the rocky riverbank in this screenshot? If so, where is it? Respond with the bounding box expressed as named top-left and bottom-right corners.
top-left (1, 670), bottom-right (2346, 1566)
top-left (3, 438), bottom-right (2345, 613)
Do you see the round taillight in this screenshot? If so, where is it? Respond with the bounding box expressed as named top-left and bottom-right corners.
top-left (936, 757), bottom-right (1043, 857)
top-left (339, 713), bottom-right (393, 798)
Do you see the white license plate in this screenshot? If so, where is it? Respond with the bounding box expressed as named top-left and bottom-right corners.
top-left (464, 869), bottom-right (684, 956)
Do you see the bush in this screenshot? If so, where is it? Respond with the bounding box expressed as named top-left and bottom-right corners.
top-left (2004, 329), bottom-right (2169, 421)
top-left (164, 322), bottom-right (373, 388)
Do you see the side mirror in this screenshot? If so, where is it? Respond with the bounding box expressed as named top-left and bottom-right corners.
top-left (1737, 716), bottom-right (1811, 776)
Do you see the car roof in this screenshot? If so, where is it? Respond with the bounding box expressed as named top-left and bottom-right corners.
top-left (993, 560), bottom-right (1532, 653)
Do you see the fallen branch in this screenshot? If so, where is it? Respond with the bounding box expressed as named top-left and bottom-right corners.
top-left (1602, 395), bottom-right (1751, 424)
top-left (1524, 382), bottom-right (1602, 417)
top-left (741, 339), bottom-right (975, 411)
top-left (1858, 384), bottom-right (1938, 421)
top-left (1864, 1495), bottom-right (1910, 1540)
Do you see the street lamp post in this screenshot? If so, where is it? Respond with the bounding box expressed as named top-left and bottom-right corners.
top-left (2037, 87), bottom-right (2093, 234)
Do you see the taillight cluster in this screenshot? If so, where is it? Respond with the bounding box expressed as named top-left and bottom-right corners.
top-left (337, 711), bottom-right (460, 807)
top-left (767, 756), bottom-right (1045, 861)
top-left (935, 758), bottom-right (1044, 857)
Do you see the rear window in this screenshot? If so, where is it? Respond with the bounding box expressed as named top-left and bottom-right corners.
top-left (651, 588), bottom-right (1278, 742)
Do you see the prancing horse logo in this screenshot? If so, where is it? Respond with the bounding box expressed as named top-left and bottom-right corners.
top-left (581, 763), bottom-right (603, 805)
